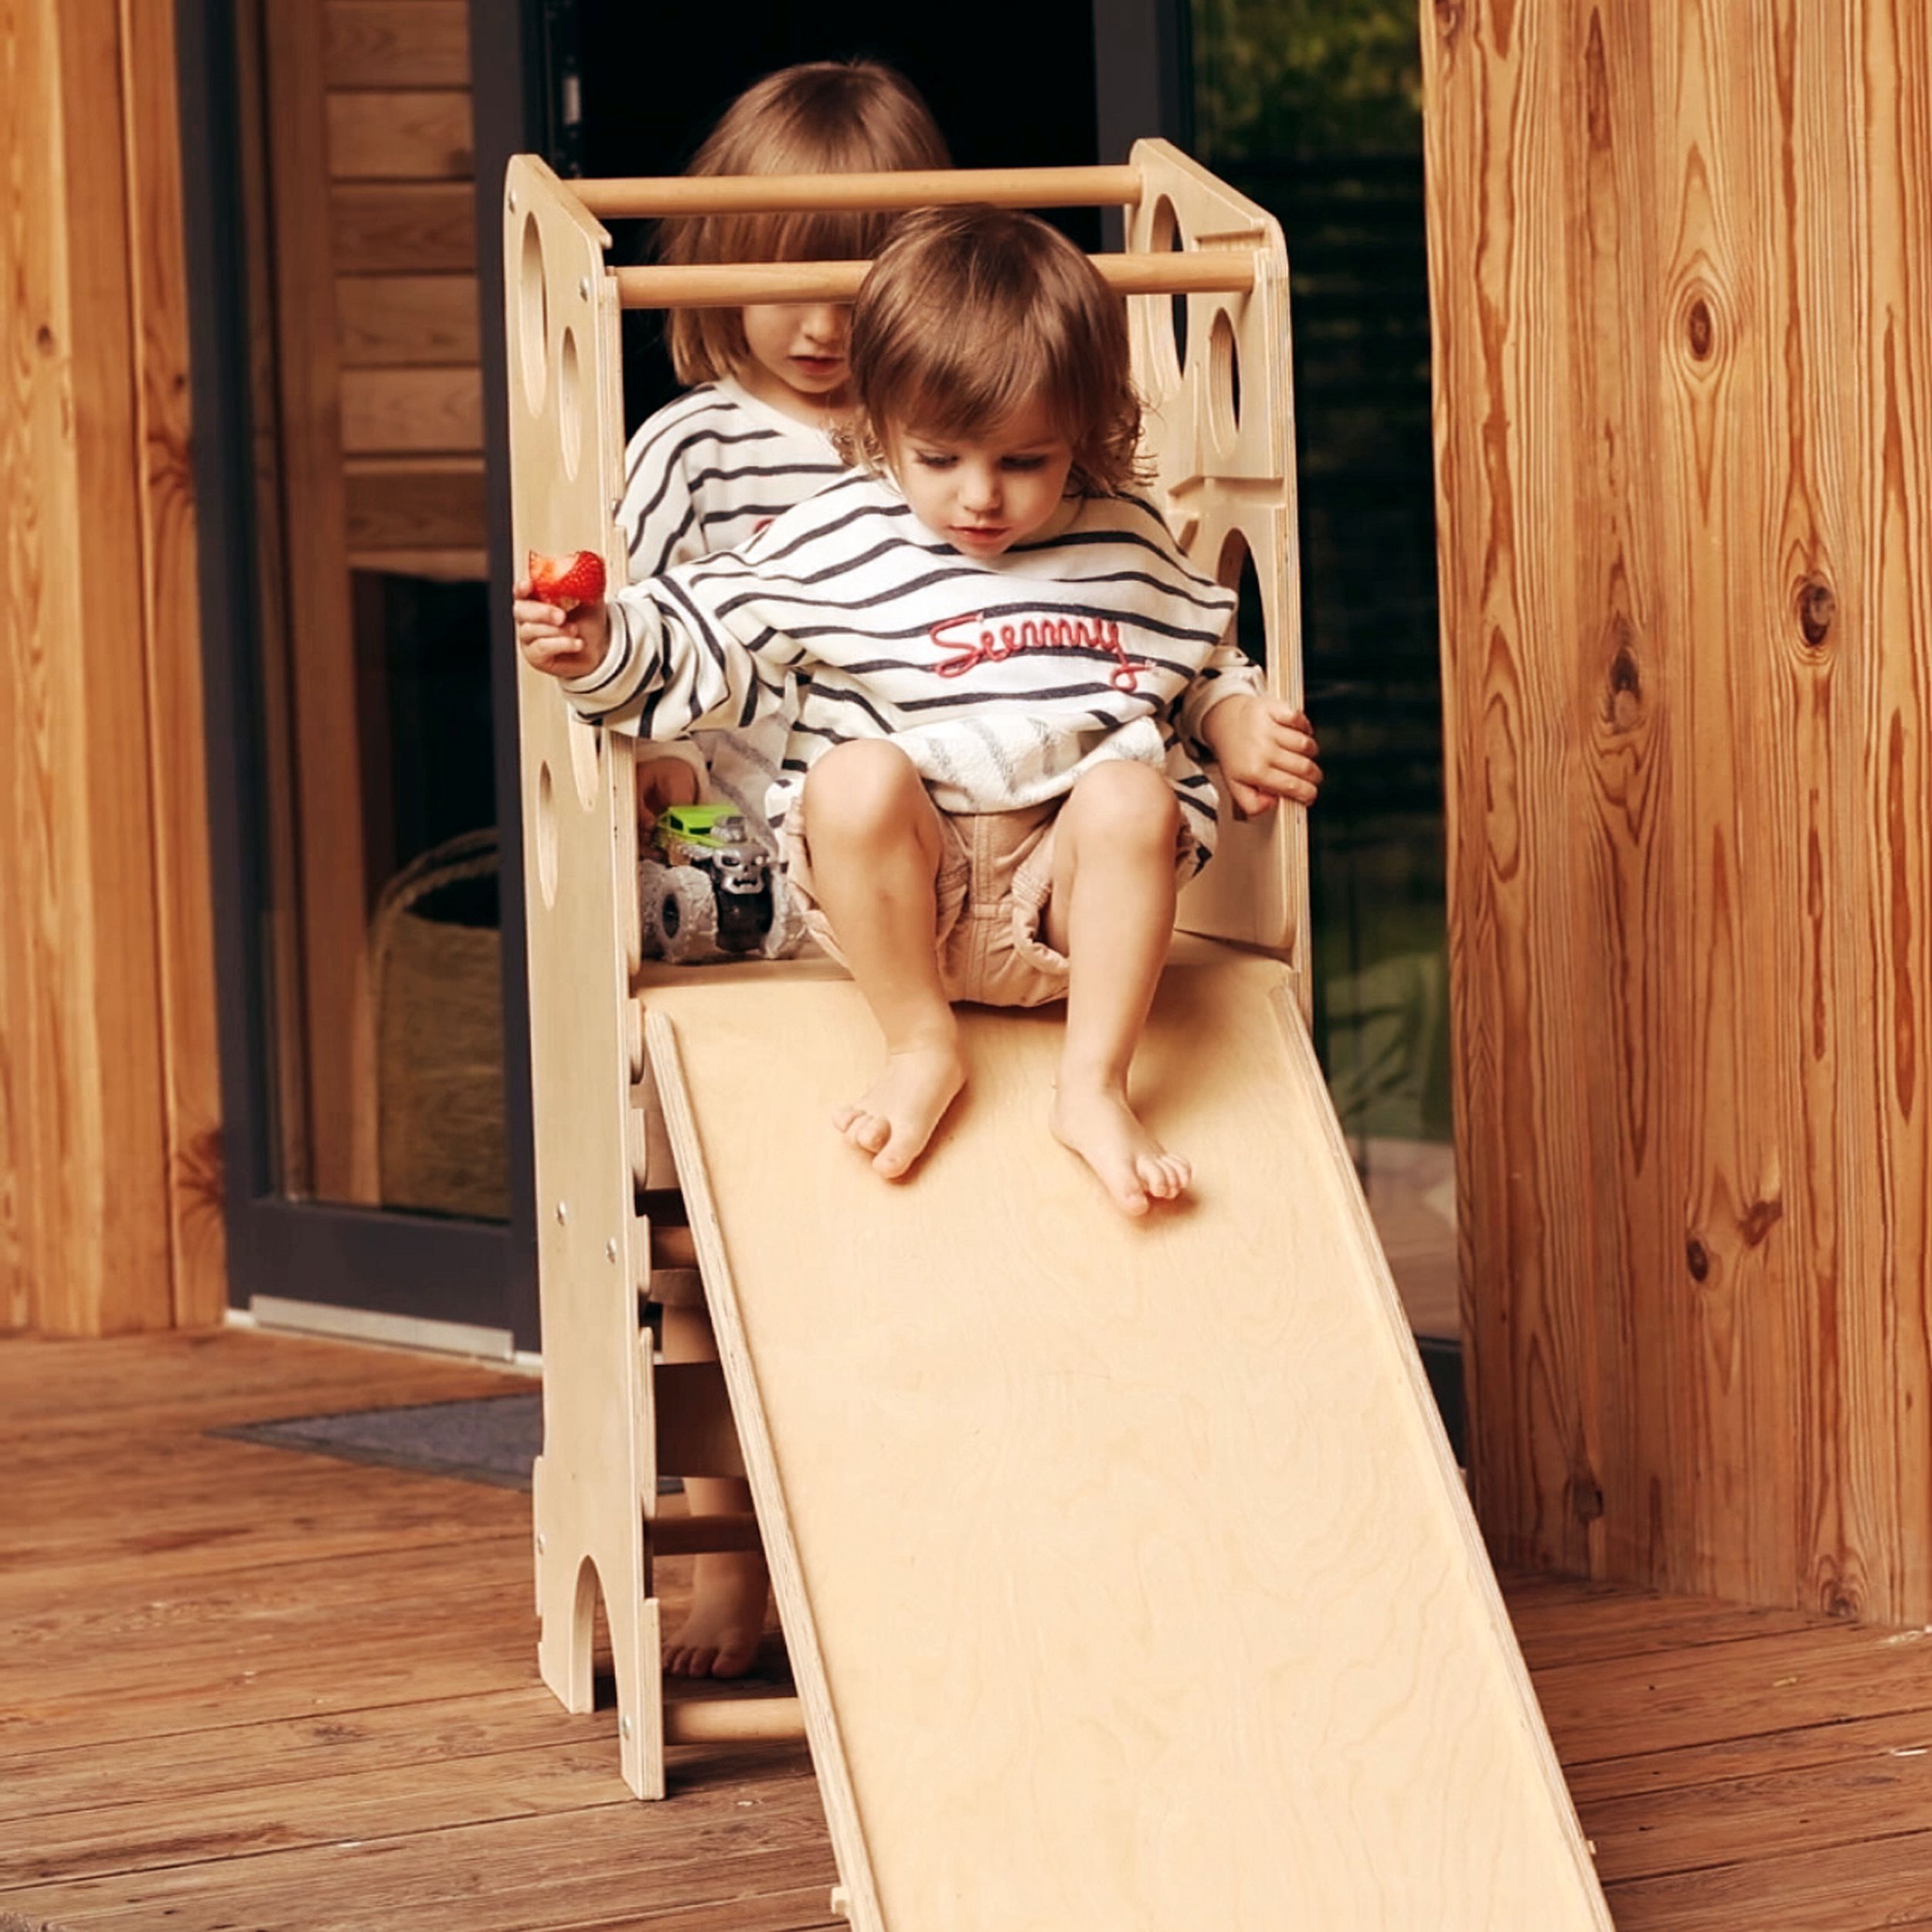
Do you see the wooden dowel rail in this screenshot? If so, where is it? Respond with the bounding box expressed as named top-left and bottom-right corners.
top-left (662, 1696), bottom-right (808, 1746)
top-left (615, 250), bottom-right (1255, 311)
top-left (576, 163), bottom-right (1144, 220)
top-left (651, 1511), bottom-right (764, 1556)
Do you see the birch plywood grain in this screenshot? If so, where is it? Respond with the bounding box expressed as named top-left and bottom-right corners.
top-left (647, 955), bottom-right (1610, 1932)
top-left (1423, 4), bottom-right (1932, 1617)
top-left (501, 158), bottom-right (662, 1798)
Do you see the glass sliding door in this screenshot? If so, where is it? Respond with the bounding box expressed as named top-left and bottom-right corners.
top-left (179, 0), bottom-right (537, 1349)
top-left (1188, 1), bottom-right (1459, 1357)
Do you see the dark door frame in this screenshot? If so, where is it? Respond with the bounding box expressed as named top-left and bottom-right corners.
top-left (175, 0), bottom-right (540, 1352)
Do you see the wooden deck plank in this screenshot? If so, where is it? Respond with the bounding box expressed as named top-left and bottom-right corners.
top-left (0, 1743), bottom-right (825, 1889)
top-left (5, 1832), bottom-right (839, 1932)
top-left (9, 1329), bottom-right (1932, 1932)
top-left (1504, 1580), bottom-right (1836, 1668)
top-left (1603, 1834), bottom-right (1932, 1932)
top-left (1581, 1739), bottom-right (1932, 1884)
top-left (1533, 1623), bottom-right (1932, 1764)
top-left (1563, 1706), bottom-right (1932, 1807)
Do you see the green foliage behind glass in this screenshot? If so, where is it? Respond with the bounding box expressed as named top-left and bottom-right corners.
top-left (1193, 0), bottom-right (1423, 159)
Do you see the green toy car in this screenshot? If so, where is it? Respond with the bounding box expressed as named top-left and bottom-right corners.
top-left (641, 802), bottom-right (785, 961)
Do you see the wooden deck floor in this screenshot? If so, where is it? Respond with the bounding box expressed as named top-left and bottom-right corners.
top-left (5, 1330), bottom-right (1932, 1930)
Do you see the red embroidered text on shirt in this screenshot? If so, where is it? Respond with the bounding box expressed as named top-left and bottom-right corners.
top-left (930, 613), bottom-right (1154, 692)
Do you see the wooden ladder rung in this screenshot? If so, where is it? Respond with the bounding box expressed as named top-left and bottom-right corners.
top-left (651, 1510), bottom-right (761, 1556)
top-left (662, 1694), bottom-right (807, 1746)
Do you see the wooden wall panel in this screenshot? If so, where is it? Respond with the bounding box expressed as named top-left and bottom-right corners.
top-left (123, 0), bottom-right (228, 1325)
top-left (340, 366), bottom-right (481, 453)
top-left (342, 457), bottom-right (485, 549)
top-left (322, 0), bottom-right (468, 88)
top-left (336, 274), bottom-right (479, 366)
top-left (1424, 2), bottom-right (1932, 1620)
top-left (2, 0), bottom-right (220, 1334)
top-left (331, 183), bottom-right (476, 272)
top-left (326, 90), bottom-right (472, 179)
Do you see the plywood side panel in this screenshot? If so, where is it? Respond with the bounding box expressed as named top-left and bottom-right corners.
top-left (1425, 1), bottom-right (1932, 1619)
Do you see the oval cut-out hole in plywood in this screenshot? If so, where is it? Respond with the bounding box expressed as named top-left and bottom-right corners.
top-left (568, 710), bottom-right (604, 811)
top-left (559, 325), bottom-right (583, 479)
top-left (536, 759), bottom-right (559, 906)
top-left (1148, 194), bottom-right (1188, 399)
top-left (1216, 525), bottom-right (1269, 672)
top-left (518, 212), bottom-right (548, 415)
top-left (1209, 308), bottom-right (1242, 456)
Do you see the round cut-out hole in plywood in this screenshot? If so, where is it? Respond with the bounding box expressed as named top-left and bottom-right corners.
top-left (559, 325), bottom-right (583, 479)
top-left (536, 759), bottom-right (558, 906)
top-left (1216, 525), bottom-right (1269, 671)
top-left (1148, 194), bottom-right (1188, 399)
top-left (518, 213), bottom-right (549, 415)
top-left (568, 711), bottom-right (603, 811)
top-left (1208, 308), bottom-right (1242, 456)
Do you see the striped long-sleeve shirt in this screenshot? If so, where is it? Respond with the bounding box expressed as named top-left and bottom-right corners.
top-left (567, 473), bottom-right (1260, 875)
top-left (616, 377), bottom-right (847, 578)
top-left (614, 379), bottom-right (848, 818)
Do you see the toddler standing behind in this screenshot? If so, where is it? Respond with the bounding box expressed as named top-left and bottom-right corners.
top-left (618, 60), bottom-right (949, 835)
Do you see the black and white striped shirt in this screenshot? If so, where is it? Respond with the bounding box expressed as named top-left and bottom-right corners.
top-left (569, 474), bottom-right (1258, 874)
top-left (616, 379), bottom-right (846, 578)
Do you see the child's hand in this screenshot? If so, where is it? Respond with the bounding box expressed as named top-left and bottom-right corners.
top-left (1202, 695), bottom-right (1322, 817)
top-left (515, 577), bottom-right (611, 681)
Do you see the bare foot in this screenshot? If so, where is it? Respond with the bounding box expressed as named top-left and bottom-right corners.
top-left (832, 1044), bottom-right (965, 1179)
top-left (663, 1553), bottom-right (769, 1679)
top-left (1050, 1081), bottom-right (1192, 1216)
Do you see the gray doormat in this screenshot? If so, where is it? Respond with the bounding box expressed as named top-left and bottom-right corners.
top-left (216, 1393), bottom-right (544, 1490)
top-left (217, 1393), bottom-right (687, 1494)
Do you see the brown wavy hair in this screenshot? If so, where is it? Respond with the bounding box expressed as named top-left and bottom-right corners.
top-left (842, 205), bottom-right (1146, 498)
top-left (660, 61), bottom-right (950, 385)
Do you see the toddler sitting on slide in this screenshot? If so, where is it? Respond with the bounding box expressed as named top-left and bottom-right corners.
top-left (517, 203), bottom-right (1321, 1219)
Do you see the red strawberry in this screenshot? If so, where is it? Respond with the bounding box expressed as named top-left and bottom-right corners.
top-left (526, 548), bottom-right (607, 611)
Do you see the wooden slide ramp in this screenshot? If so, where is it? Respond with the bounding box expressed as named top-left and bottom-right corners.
top-left (643, 940), bottom-right (1611, 1932)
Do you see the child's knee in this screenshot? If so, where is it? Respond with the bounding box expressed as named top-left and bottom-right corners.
top-left (804, 740), bottom-right (924, 842)
top-left (1070, 760), bottom-right (1179, 845)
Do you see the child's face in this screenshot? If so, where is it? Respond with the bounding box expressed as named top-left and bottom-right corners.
top-left (886, 400), bottom-right (1077, 557)
top-left (739, 302), bottom-right (851, 410)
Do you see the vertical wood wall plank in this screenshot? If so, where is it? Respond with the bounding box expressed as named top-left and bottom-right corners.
top-left (2, 0), bottom-right (223, 1334)
top-left (2, 0), bottom-right (174, 1334)
top-left (120, 0), bottom-right (227, 1326)
top-left (1425, 0), bottom-right (1932, 1620)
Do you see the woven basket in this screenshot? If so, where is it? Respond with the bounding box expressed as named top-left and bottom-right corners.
top-left (368, 828), bottom-right (509, 1220)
